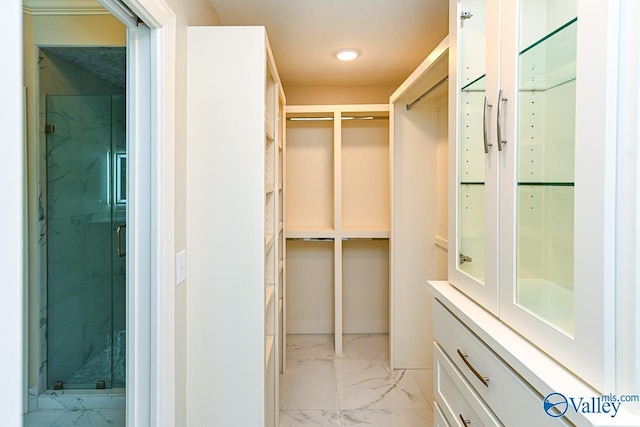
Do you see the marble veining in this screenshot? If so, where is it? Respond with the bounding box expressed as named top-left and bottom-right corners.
top-left (280, 334), bottom-right (434, 427)
top-left (280, 410), bottom-right (342, 427)
top-left (24, 408), bottom-right (125, 427)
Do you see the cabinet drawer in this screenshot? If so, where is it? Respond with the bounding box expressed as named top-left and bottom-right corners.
top-left (434, 401), bottom-right (451, 427)
top-left (435, 343), bottom-right (502, 426)
top-left (434, 300), bottom-right (569, 427)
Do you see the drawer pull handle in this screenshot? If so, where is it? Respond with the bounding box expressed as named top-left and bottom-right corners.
top-left (457, 349), bottom-right (490, 387)
top-left (459, 414), bottom-right (471, 425)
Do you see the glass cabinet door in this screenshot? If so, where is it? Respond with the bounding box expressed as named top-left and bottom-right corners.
top-left (449, 0), bottom-right (500, 314)
top-left (499, 0), bottom-right (615, 393)
top-left (515, 7), bottom-right (577, 336)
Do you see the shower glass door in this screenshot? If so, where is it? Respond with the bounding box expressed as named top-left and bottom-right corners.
top-left (46, 95), bottom-right (126, 390)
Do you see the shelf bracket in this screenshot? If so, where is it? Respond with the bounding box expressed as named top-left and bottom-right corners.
top-left (460, 11), bottom-right (473, 21)
top-left (459, 253), bottom-right (473, 265)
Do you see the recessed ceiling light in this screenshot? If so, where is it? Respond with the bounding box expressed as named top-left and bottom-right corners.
top-left (335, 48), bottom-right (360, 61)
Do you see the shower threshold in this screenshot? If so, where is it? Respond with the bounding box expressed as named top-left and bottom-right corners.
top-left (35, 388), bottom-right (125, 410)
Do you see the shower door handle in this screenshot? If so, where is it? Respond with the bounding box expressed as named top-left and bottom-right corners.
top-left (116, 223), bottom-right (126, 257)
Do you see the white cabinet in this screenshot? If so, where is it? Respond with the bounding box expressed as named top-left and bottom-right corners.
top-left (448, 0), bottom-right (620, 392)
top-left (186, 26), bottom-right (285, 427)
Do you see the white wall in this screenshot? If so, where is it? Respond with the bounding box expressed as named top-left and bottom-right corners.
top-left (159, 2), bottom-right (222, 425)
top-left (1, 1), bottom-right (24, 424)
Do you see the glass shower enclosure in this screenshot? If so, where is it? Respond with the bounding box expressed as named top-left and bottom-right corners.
top-left (45, 94), bottom-right (126, 390)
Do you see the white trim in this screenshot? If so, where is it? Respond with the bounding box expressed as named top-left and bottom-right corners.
top-left (23, 0), bottom-right (110, 15)
top-left (1, 1), bottom-right (23, 425)
top-left (98, 0), bottom-right (176, 425)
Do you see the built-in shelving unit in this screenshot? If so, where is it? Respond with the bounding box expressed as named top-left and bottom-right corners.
top-left (186, 26), bottom-right (285, 427)
top-left (389, 37), bottom-right (449, 369)
top-left (285, 104), bottom-right (390, 354)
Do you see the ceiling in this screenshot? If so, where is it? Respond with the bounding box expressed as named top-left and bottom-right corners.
top-left (41, 47), bottom-right (126, 89)
top-left (208, 0), bottom-right (448, 88)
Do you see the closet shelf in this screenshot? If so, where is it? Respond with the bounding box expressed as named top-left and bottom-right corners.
top-left (517, 182), bottom-right (574, 187)
top-left (265, 120), bottom-right (275, 141)
top-left (265, 182), bottom-right (275, 194)
top-left (265, 285), bottom-right (275, 311)
top-left (286, 225), bottom-right (335, 239)
top-left (462, 18), bottom-right (577, 93)
top-left (342, 226), bottom-right (390, 239)
top-left (265, 234), bottom-right (274, 252)
top-left (265, 336), bottom-right (274, 369)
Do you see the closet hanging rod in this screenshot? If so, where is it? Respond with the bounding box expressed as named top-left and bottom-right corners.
top-left (287, 237), bottom-right (335, 242)
top-left (406, 76), bottom-right (449, 111)
top-left (287, 116), bottom-right (388, 122)
top-left (342, 237), bottom-right (388, 241)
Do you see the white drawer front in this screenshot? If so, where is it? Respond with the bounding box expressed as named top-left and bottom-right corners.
top-left (434, 401), bottom-right (452, 427)
top-left (435, 343), bottom-right (502, 426)
top-left (434, 300), bottom-right (569, 427)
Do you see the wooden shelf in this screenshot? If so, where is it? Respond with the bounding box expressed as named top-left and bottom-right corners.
top-left (286, 225), bottom-right (335, 239)
top-left (342, 226), bottom-right (390, 239)
top-left (265, 234), bottom-right (274, 252)
top-left (265, 182), bottom-right (275, 194)
top-left (265, 119), bottom-right (275, 141)
top-left (265, 285), bottom-right (275, 311)
top-left (265, 335), bottom-right (274, 369)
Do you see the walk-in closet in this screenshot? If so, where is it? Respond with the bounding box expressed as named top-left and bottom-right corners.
top-left (16, 1), bottom-right (639, 427)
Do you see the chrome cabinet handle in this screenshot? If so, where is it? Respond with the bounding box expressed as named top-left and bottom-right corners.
top-left (116, 223), bottom-right (126, 258)
top-left (459, 414), bottom-right (471, 425)
top-left (457, 349), bottom-right (490, 387)
top-left (482, 96), bottom-right (493, 154)
top-left (497, 89), bottom-right (508, 151)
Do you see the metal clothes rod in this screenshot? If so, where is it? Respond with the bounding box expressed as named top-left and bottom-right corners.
top-left (341, 237), bottom-right (389, 241)
top-left (287, 237), bottom-right (335, 241)
top-left (287, 116), bottom-right (388, 122)
top-left (406, 76), bottom-right (449, 111)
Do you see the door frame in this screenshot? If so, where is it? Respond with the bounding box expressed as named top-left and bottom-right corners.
top-left (97, 0), bottom-right (176, 425)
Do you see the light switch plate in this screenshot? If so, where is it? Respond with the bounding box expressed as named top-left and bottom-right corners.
top-left (176, 250), bottom-right (186, 285)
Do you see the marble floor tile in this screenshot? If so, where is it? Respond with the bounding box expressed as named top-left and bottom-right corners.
top-left (409, 369), bottom-right (434, 407)
top-left (341, 334), bottom-right (389, 361)
top-left (52, 409), bottom-right (125, 426)
top-left (286, 334), bottom-right (335, 367)
top-left (341, 409), bottom-right (433, 427)
top-left (23, 410), bottom-right (66, 427)
top-left (24, 409), bottom-right (125, 427)
top-left (334, 359), bottom-right (430, 410)
top-left (280, 360), bottom-right (340, 410)
top-left (279, 410), bottom-right (343, 427)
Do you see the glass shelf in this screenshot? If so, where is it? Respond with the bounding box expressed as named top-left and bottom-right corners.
top-left (461, 74), bottom-right (486, 92)
top-left (462, 18), bottom-right (577, 93)
top-left (517, 182), bottom-right (574, 186)
top-left (519, 18), bottom-right (577, 91)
